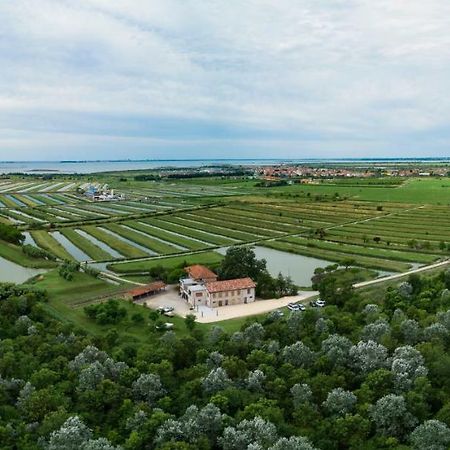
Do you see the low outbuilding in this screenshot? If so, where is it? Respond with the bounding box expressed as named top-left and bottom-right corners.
top-left (127, 281), bottom-right (166, 301)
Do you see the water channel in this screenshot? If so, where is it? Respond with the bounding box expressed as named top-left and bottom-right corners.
top-left (217, 245), bottom-right (337, 287)
top-left (0, 256), bottom-right (46, 283)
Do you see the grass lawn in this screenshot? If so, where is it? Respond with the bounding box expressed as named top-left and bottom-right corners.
top-left (30, 230), bottom-right (75, 261)
top-left (108, 251), bottom-right (224, 273)
top-left (82, 226), bottom-right (148, 259)
top-left (32, 269), bottom-right (211, 341)
top-left (60, 228), bottom-right (112, 260)
top-left (0, 240), bottom-right (57, 268)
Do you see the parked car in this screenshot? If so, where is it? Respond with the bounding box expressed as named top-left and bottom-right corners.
top-left (156, 322), bottom-right (174, 331)
top-left (273, 309), bottom-right (285, 318)
top-left (310, 299), bottom-right (326, 308)
top-left (288, 303), bottom-right (305, 312)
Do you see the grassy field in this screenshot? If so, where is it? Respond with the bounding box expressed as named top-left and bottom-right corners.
top-left (32, 269), bottom-right (246, 341)
top-left (108, 250), bottom-right (224, 273)
top-left (59, 228), bottom-right (113, 260)
top-left (30, 230), bottom-right (75, 261)
top-left (0, 240), bottom-right (57, 268)
top-left (1, 174), bottom-right (448, 284)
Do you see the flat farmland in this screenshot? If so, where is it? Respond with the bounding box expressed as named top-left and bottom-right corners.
top-left (2, 175), bottom-right (448, 280)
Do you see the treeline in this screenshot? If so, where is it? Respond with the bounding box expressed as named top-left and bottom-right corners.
top-left (2, 268), bottom-right (450, 448)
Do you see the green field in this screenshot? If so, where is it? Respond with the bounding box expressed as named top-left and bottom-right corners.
top-left (1, 174), bottom-right (449, 280)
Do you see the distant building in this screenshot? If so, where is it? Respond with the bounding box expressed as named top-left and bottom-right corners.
top-left (180, 265), bottom-right (256, 308)
top-left (84, 184), bottom-right (124, 201)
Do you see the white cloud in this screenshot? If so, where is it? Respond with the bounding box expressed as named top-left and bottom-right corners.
top-left (0, 0), bottom-right (449, 159)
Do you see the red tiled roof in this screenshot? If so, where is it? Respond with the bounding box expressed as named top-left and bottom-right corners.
top-left (185, 264), bottom-right (217, 280)
top-left (205, 277), bottom-right (256, 293)
top-left (128, 281), bottom-right (166, 297)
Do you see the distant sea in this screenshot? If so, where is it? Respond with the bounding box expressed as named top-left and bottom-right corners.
top-left (0, 158), bottom-right (448, 175)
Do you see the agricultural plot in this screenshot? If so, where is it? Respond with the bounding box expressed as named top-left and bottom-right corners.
top-left (2, 175), bottom-right (448, 279)
top-left (0, 180), bottom-right (83, 193)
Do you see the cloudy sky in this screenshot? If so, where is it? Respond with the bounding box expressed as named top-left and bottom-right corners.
top-left (1, 0), bottom-right (449, 161)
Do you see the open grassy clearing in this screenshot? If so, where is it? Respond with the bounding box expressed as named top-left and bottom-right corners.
top-left (174, 214), bottom-right (260, 241)
top-left (103, 223), bottom-right (180, 255)
top-left (280, 235), bottom-right (437, 264)
top-left (81, 226), bottom-right (148, 259)
top-left (30, 230), bottom-right (75, 261)
top-left (0, 240), bottom-right (57, 268)
top-left (263, 177), bottom-right (450, 204)
top-left (125, 221), bottom-right (209, 251)
top-left (59, 228), bottom-right (113, 260)
top-left (108, 250), bottom-right (224, 273)
top-left (154, 216), bottom-right (236, 245)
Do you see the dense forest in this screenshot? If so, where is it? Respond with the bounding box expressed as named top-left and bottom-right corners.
top-left (1, 269), bottom-right (450, 449)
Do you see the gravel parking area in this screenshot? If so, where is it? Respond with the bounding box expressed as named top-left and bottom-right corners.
top-left (134, 285), bottom-right (319, 323)
top-left (137, 285), bottom-right (191, 316)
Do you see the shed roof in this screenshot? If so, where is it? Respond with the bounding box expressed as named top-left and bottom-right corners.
top-left (128, 281), bottom-right (166, 298)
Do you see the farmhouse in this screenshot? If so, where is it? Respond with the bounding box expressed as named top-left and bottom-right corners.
top-left (180, 265), bottom-right (256, 308)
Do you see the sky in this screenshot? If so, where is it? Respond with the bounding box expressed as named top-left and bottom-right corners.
top-left (0, 0), bottom-right (450, 161)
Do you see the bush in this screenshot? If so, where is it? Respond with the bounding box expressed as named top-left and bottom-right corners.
top-left (22, 244), bottom-right (56, 261)
top-left (59, 261), bottom-right (80, 281)
top-left (0, 223), bottom-right (24, 245)
top-left (84, 300), bottom-right (128, 325)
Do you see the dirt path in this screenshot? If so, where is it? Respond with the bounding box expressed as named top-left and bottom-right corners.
top-left (194, 291), bottom-right (319, 323)
top-left (353, 258), bottom-right (450, 289)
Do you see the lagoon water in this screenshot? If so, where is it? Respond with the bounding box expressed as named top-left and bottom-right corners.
top-left (0, 256), bottom-right (46, 283)
top-left (2, 158), bottom-right (448, 174)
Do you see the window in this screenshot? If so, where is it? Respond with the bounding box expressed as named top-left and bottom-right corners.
top-left (196, 292), bottom-right (202, 297)
top-left (247, 288), bottom-right (251, 294)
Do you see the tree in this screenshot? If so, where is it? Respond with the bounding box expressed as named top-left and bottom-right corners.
top-left (400, 319), bottom-right (421, 345)
top-left (155, 403), bottom-right (224, 446)
top-left (246, 369), bottom-right (266, 392)
top-left (321, 334), bottom-right (352, 367)
top-left (398, 282), bottom-right (413, 299)
top-left (132, 373), bottom-right (166, 406)
top-left (361, 319), bottom-right (391, 343)
top-left (341, 258), bottom-right (356, 270)
top-left (47, 416), bottom-right (92, 450)
top-left (424, 323), bottom-right (448, 341)
top-left (184, 314), bottom-right (196, 332)
top-left (322, 388), bottom-right (357, 416)
top-left (202, 367), bottom-right (231, 394)
top-left (410, 420), bottom-right (450, 450)
top-left (219, 416), bottom-right (278, 450)
top-left (269, 436), bottom-right (318, 450)
top-left (282, 341), bottom-right (314, 368)
top-left (391, 346), bottom-right (427, 391)
top-left (244, 323), bottom-right (265, 346)
top-left (349, 340), bottom-right (388, 374)
top-left (218, 246), bottom-right (267, 281)
top-left (369, 394), bottom-right (417, 437)
top-left (291, 383), bottom-right (313, 408)
top-left (0, 223), bottom-right (24, 245)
